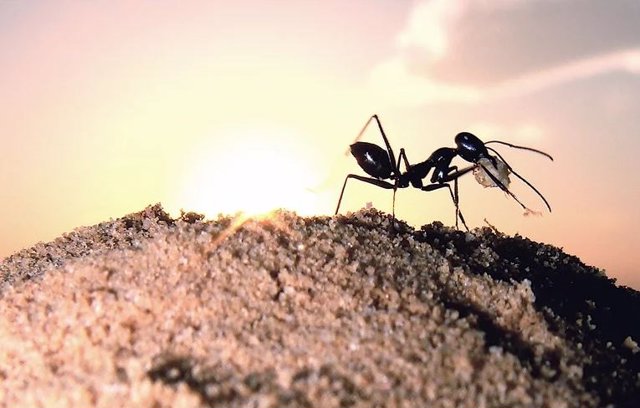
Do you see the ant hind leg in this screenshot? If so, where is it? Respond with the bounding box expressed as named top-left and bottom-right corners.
top-left (335, 174), bottom-right (396, 215)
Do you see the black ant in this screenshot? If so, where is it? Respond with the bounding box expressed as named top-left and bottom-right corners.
top-left (334, 114), bottom-right (553, 230)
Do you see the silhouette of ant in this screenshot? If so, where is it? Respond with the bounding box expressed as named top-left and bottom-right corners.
top-left (335, 114), bottom-right (553, 230)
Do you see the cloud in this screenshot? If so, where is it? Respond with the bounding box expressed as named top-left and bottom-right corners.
top-left (395, 0), bottom-right (537, 65)
top-left (487, 48), bottom-right (640, 99)
top-left (368, 57), bottom-right (481, 105)
top-left (369, 47), bottom-right (640, 107)
top-left (369, 0), bottom-right (640, 107)
top-left (395, 0), bottom-right (464, 63)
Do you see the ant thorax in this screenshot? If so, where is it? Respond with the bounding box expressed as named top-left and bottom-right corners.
top-left (473, 157), bottom-right (511, 188)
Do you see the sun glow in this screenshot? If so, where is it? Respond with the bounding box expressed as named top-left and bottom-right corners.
top-left (176, 125), bottom-right (323, 218)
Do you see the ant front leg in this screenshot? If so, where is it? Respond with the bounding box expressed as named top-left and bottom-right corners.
top-left (435, 165), bottom-right (477, 230)
top-left (335, 174), bottom-right (396, 215)
top-left (452, 172), bottom-right (469, 231)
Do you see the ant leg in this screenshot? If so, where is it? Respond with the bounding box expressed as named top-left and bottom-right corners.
top-left (335, 174), bottom-right (396, 215)
top-left (419, 183), bottom-right (469, 231)
top-left (452, 179), bottom-right (460, 229)
top-left (452, 175), bottom-right (470, 231)
top-left (398, 148), bottom-right (411, 172)
top-left (440, 165), bottom-right (476, 182)
top-left (428, 165), bottom-right (475, 230)
top-left (442, 165), bottom-right (470, 230)
top-left (392, 188), bottom-right (397, 220)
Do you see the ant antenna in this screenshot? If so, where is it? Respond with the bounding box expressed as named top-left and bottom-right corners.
top-left (484, 140), bottom-right (554, 161)
top-left (485, 147), bottom-right (552, 212)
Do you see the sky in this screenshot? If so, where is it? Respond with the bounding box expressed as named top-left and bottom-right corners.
top-left (1, 0), bottom-right (638, 288)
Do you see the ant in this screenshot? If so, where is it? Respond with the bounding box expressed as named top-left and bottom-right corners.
top-left (334, 114), bottom-right (553, 230)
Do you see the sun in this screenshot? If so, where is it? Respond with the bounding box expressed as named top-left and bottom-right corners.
top-left (176, 125), bottom-right (323, 218)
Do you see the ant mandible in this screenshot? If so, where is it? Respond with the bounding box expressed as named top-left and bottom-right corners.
top-left (334, 114), bottom-right (553, 230)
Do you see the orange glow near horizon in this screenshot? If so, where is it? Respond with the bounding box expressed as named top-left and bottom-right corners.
top-left (170, 125), bottom-right (326, 218)
top-left (1, 1), bottom-right (638, 290)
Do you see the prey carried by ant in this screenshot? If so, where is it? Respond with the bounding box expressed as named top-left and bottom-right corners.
top-left (334, 114), bottom-right (553, 230)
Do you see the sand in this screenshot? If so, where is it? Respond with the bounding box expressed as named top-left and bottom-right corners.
top-left (0, 204), bottom-right (638, 407)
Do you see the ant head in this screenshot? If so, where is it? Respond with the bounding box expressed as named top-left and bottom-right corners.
top-left (455, 132), bottom-right (491, 163)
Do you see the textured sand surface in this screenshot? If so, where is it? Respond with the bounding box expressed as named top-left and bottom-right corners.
top-left (1, 205), bottom-right (639, 407)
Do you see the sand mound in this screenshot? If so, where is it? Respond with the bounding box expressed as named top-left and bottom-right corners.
top-left (1, 205), bottom-right (638, 407)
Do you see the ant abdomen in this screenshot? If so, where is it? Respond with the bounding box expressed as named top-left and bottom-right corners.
top-left (350, 141), bottom-right (394, 179)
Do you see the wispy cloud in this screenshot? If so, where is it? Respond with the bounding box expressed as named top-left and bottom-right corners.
top-left (369, 0), bottom-right (640, 107)
top-left (487, 48), bottom-right (640, 99)
top-left (368, 57), bottom-right (482, 105)
top-left (395, 0), bottom-right (464, 63)
top-left (369, 47), bottom-right (640, 106)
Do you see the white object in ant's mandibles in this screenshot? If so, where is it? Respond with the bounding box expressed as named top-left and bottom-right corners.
top-left (473, 157), bottom-right (511, 188)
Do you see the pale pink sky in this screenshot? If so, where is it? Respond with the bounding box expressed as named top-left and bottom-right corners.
top-left (1, 1), bottom-right (639, 288)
